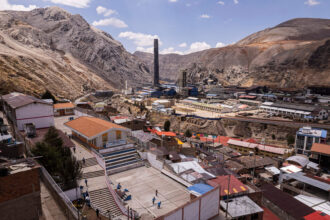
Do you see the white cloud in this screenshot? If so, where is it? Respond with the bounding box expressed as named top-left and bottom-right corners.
top-left (136, 46), bottom-right (154, 53)
top-left (217, 1), bottom-right (225, 5)
top-left (215, 42), bottom-right (226, 48)
top-left (233, 0), bottom-right (239, 4)
top-left (169, 0), bottom-right (178, 2)
top-left (49, 0), bottom-right (91, 8)
top-left (119, 31), bottom-right (162, 47)
top-left (185, 42), bottom-right (211, 54)
top-left (0, 0), bottom-right (37, 11)
top-left (92, 18), bottom-right (128, 28)
top-left (200, 14), bottom-right (210, 19)
top-left (160, 47), bottom-right (184, 55)
top-left (304, 0), bottom-right (320, 6)
top-left (178, 42), bottom-right (187, 48)
top-left (96, 6), bottom-right (116, 16)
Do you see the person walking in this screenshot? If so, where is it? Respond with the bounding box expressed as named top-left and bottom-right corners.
top-left (73, 146), bottom-right (76, 153)
top-left (152, 197), bottom-right (156, 205)
top-left (82, 157), bottom-right (85, 165)
top-left (155, 189), bottom-right (158, 196)
top-left (96, 209), bottom-right (99, 218)
top-left (157, 201), bottom-right (161, 209)
top-left (85, 178), bottom-right (88, 187)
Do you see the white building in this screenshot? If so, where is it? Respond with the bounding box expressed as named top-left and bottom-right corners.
top-left (1, 93), bottom-right (54, 131)
top-left (295, 127), bottom-right (327, 155)
top-left (260, 102), bottom-right (328, 120)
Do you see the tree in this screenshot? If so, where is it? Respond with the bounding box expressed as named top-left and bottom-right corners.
top-left (164, 120), bottom-right (171, 131)
top-left (32, 127), bottom-right (81, 190)
top-left (185, 129), bottom-right (192, 138)
top-left (287, 135), bottom-right (295, 145)
top-left (41, 90), bottom-right (57, 103)
top-left (43, 126), bottom-right (63, 149)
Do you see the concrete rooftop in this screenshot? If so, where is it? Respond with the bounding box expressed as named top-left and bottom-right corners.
top-left (109, 166), bottom-right (191, 218)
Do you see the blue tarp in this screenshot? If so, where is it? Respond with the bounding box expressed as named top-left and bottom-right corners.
top-left (187, 183), bottom-right (214, 195)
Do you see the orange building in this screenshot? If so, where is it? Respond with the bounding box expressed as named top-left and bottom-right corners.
top-left (64, 116), bottom-right (130, 150)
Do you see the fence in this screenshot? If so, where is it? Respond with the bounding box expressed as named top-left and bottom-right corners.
top-left (40, 166), bottom-right (79, 220)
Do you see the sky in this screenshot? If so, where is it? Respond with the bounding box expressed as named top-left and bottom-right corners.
top-left (1, 0), bottom-right (330, 54)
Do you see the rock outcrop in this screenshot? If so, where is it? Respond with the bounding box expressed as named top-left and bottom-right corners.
top-left (0, 7), bottom-right (150, 99)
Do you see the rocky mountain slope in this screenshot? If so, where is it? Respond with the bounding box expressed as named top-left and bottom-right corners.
top-left (134, 18), bottom-right (330, 89)
top-left (0, 7), bottom-right (150, 99)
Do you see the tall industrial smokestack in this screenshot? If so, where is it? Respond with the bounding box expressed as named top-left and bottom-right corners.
top-left (153, 38), bottom-right (159, 87)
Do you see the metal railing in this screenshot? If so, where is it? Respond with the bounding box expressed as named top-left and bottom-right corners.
top-left (40, 166), bottom-right (79, 219)
top-left (106, 139), bottom-right (127, 148)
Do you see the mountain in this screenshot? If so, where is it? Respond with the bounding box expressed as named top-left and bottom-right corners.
top-left (134, 18), bottom-right (330, 89)
top-left (0, 7), bottom-right (150, 99)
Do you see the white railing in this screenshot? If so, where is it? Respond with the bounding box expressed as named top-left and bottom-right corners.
top-left (99, 143), bottom-right (134, 154)
top-left (106, 139), bottom-right (127, 148)
top-left (91, 149), bottom-right (106, 169)
top-left (105, 173), bottom-right (128, 216)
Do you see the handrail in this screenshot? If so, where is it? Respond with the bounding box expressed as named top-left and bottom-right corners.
top-left (104, 172), bottom-right (128, 216)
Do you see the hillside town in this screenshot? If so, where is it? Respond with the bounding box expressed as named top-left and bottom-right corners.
top-left (0, 39), bottom-right (329, 220)
top-left (1, 2), bottom-right (330, 220)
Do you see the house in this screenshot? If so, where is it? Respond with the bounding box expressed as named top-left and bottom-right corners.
top-left (207, 175), bottom-right (248, 199)
top-left (64, 116), bottom-right (130, 150)
top-left (0, 158), bottom-right (42, 220)
top-left (1, 93), bottom-right (54, 131)
top-left (53, 102), bottom-right (75, 116)
top-left (227, 139), bottom-right (293, 158)
top-left (295, 127), bottom-right (327, 155)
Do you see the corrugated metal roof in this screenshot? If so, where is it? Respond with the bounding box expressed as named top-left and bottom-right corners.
top-left (261, 183), bottom-right (315, 219)
top-left (283, 172), bottom-right (330, 192)
top-left (187, 183), bottom-right (213, 196)
top-left (2, 92), bottom-right (51, 109)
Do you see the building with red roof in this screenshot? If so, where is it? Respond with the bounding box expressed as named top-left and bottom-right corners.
top-left (207, 175), bottom-right (248, 198)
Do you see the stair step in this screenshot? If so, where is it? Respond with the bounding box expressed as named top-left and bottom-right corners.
top-left (81, 170), bottom-right (104, 179)
top-left (102, 148), bottom-right (136, 159)
top-left (88, 188), bottom-right (123, 217)
top-left (106, 156), bottom-right (138, 166)
top-left (105, 153), bottom-right (138, 163)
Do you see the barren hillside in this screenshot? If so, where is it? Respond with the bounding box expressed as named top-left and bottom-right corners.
top-left (0, 7), bottom-right (151, 99)
top-left (135, 18), bottom-right (330, 89)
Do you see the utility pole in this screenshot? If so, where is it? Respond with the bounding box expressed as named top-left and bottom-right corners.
top-left (225, 174), bottom-right (231, 219)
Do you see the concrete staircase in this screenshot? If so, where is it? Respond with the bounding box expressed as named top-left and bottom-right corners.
top-left (80, 157), bottom-right (98, 168)
top-left (101, 147), bottom-right (144, 174)
top-left (89, 188), bottom-right (123, 218)
top-left (82, 170), bottom-right (104, 179)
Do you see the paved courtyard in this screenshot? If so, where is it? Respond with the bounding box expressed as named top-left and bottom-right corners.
top-left (109, 166), bottom-right (191, 218)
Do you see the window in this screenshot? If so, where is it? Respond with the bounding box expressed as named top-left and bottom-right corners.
top-left (116, 130), bottom-right (122, 140)
top-left (102, 133), bottom-right (108, 143)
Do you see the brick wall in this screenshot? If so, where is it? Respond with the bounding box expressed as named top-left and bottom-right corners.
top-left (0, 167), bottom-right (41, 220)
top-left (0, 167), bottom-right (40, 203)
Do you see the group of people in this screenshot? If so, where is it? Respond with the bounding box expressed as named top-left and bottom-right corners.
top-left (152, 189), bottom-right (161, 209)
